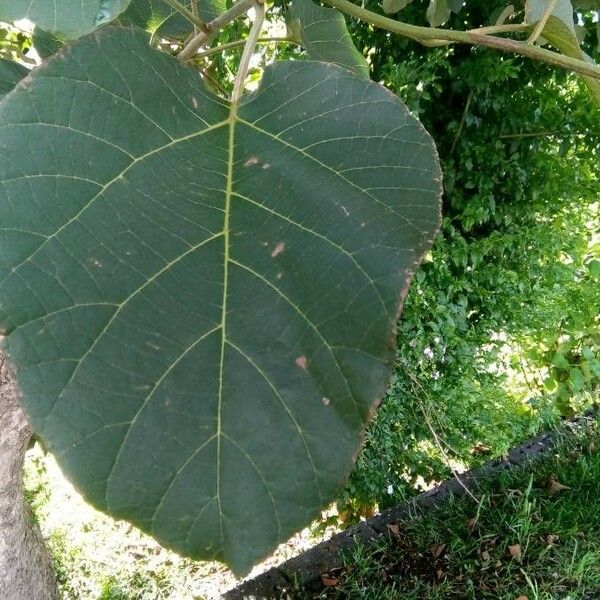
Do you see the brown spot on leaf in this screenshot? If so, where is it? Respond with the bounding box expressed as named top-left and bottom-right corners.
top-left (295, 356), bottom-right (307, 370)
top-left (271, 242), bottom-right (285, 258)
top-left (321, 397), bottom-right (330, 406)
top-left (262, 163), bottom-right (270, 169)
top-left (192, 96), bottom-right (198, 108)
top-left (244, 156), bottom-right (259, 167)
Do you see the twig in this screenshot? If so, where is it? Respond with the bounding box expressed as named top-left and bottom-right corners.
top-left (415, 24), bottom-right (530, 49)
top-left (321, 0), bottom-right (600, 81)
top-left (527, 0), bottom-right (559, 45)
top-left (450, 89), bottom-right (473, 154)
top-left (178, 0), bottom-right (256, 61)
top-left (196, 36), bottom-right (299, 58)
top-left (469, 23), bottom-right (529, 36)
top-left (399, 361), bottom-right (478, 501)
top-left (190, 0), bottom-right (200, 36)
top-left (231, 0), bottom-right (265, 103)
top-left (416, 395), bottom-right (479, 502)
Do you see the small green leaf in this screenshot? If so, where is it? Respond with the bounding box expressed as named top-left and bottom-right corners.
top-left (587, 259), bottom-right (600, 278)
top-left (288, 0), bottom-right (370, 79)
top-left (552, 353), bottom-right (570, 369)
top-left (0, 0), bottom-right (132, 38)
top-left (0, 28), bottom-right (441, 574)
top-left (426, 0), bottom-right (451, 27)
top-left (0, 59), bottom-right (28, 99)
top-left (568, 368), bottom-right (585, 391)
top-left (382, 0), bottom-right (414, 16)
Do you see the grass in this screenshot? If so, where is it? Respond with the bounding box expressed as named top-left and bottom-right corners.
top-left (295, 418), bottom-right (600, 599)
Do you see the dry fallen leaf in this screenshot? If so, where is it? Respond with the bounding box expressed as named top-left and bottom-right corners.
top-left (471, 441), bottom-right (492, 455)
top-left (386, 523), bottom-right (400, 536)
top-left (480, 550), bottom-right (491, 561)
top-left (508, 544), bottom-right (522, 559)
top-left (548, 476), bottom-right (570, 495)
top-left (321, 574), bottom-right (339, 588)
top-left (467, 517), bottom-right (478, 532)
top-left (430, 542), bottom-right (447, 558)
top-left (516, 595), bottom-right (529, 600)
top-left (546, 534), bottom-right (560, 544)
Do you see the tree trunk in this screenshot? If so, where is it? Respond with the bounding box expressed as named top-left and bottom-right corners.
top-left (0, 354), bottom-right (59, 600)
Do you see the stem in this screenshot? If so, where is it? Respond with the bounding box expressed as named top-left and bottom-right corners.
top-left (470, 23), bottom-right (529, 36)
top-left (450, 89), bottom-right (473, 154)
top-left (196, 36), bottom-right (299, 58)
top-left (190, 0), bottom-right (200, 36)
top-left (231, 1), bottom-right (265, 103)
top-left (527, 0), bottom-right (559, 44)
top-left (178, 0), bottom-right (256, 61)
top-left (161, 0), bottom-right (208, 32)
top-left (321, 0), bottom-right (600, 81)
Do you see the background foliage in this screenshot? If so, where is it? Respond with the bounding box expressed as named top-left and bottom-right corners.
top-left (338, 0), bottom-right (600, 516)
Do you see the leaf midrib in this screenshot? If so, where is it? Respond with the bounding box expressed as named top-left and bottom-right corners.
top-left (215, 109), bottom-right (237, 545)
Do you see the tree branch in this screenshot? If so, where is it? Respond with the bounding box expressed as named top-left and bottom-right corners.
top-left (321, 0), bottom-right (600, 81)
top-left (196, 36), bottom-right (299, 58)
top-left (178, 0), bottom-right (257, 61)
top-left (231, 1), bottom-right (265, 103)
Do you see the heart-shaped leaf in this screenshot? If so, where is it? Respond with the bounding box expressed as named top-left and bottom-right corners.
top-left (0, 28), bottom-right (441, 573)
top-left (288, 0), bottom-right (370, 79)
top-left (0, 0), bottom-right (131, 38)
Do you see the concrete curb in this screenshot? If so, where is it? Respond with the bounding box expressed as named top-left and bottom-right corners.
top-left (225, 413), bottom-right (597, 599)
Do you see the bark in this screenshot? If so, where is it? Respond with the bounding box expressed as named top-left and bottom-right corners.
top-left (0, 354), bottom-right (59, 600)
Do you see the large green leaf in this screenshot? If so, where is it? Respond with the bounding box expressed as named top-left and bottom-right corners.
top-left (525, 0), bottom-right (600, 106)
top-left (288, 0), bottom-right (370, 79)
top-left (0, 59), bottom-right (28, 99)
top-left (0, 0), bottom-right (131, 38)
top-left (0, 27), bottom-right (441, 573)
top-left (121, 0), bottom-right (227, 36)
